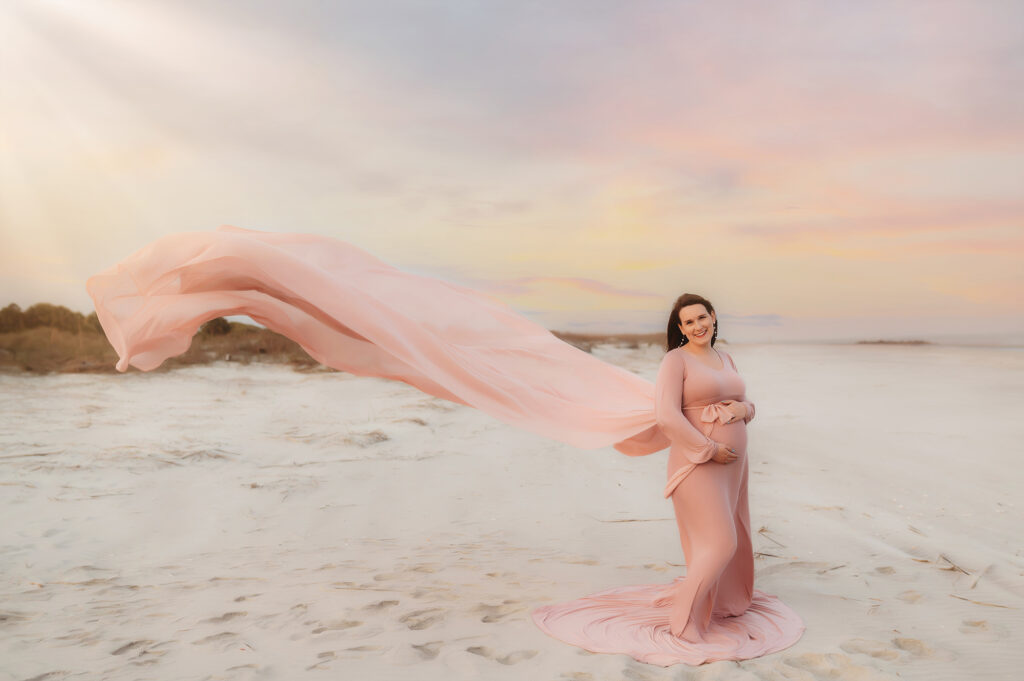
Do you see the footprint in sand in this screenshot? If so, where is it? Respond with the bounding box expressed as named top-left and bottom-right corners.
top-left (893, 637), bottom-right (935, 657)
top-left (399, 608), bottom-right (446, 630)
top-left (346, 430), bottom-right (389, 447)
top-left (373, 572), bottom-right (404, 581)
top-left (396, 417), bottom-right (428, 426)
top-left (839, 638), bottom-right (901, 661)
top-left (363, 599), bottom-right (400, 611)
top-left (22, 674), bottom-right (72, 681)
top-left (201, 611), bottom-right (247, 624)
top-left (960, 619), bottom-right (989, 633)
top-left (618, 662), bottom-right (664, 681)
top-left (111, 639), bottom-right (154, 656)
top-left (840, 636), bottom-right (942, 662)
top-left (896, 590), bottom-right (923, 603)
top-left (305, 650), bottom-right (337, 671)
top-left (0, 611), bottom-right (30, 625)
top-left (411, 640), bottom-right (444, 659)
top-left (192, 631), bottom-right (237, 646)
top-left (496, 650), bottom-right (539, 665)
top-left (311, 619), bottom-right (362, 634)
top-left (751, 651), bottom-right (900, 680)
top-left (472, 600), bottom-right (524, 623)
top-left (466, 645), bottom-right (538, 665)
top-left (112, 640), bottom-right (174, 660)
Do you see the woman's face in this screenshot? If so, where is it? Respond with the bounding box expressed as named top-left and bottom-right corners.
top-left (677, 304), bottom-right (715, 347)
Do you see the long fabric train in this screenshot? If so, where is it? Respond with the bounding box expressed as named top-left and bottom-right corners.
top-left (86, 225), bottom-right (667, 456)
top-left (86, 225), bottom-right (804, 666)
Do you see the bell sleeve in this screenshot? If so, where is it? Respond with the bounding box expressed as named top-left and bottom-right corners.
top-left (654, 351), bottom-right (719, 465)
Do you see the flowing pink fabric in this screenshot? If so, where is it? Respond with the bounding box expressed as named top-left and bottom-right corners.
top-left (531, 583), bottom-right (805, 667)
top-left (85, 225), bottom-right (666, 456)
top-left (86, 225), bottom-right (804, 665)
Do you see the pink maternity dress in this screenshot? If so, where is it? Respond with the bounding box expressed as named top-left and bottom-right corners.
top-left (531, 346), bottom-right (804, 665)
top-left (86, 225), bottom-right (804, 666)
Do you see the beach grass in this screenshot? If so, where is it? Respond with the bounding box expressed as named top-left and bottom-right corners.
top-left (0, 311), bottom-right (321, 374)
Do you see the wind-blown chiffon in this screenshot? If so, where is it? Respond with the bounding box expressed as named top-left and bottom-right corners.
top-left (85, 224), bottom-right (804, 666)
top-left (86, 225), bottom-right (666, 456)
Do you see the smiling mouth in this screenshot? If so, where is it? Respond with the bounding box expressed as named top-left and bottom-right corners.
top-left (693, 330), bottom-right (707, 337)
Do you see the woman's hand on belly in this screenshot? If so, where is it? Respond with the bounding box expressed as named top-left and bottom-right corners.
top-left (719, 400), bottom-right (748, 424)
top-left (710, 441), bottom-right (739, 464)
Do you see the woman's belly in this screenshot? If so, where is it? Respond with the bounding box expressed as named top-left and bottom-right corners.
top-left (665, 417), bottom-right (747, 496)
top-left (708, 418), bottom-right (748, 457)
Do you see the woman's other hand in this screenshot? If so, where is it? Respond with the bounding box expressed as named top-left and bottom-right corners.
top-left (711, 442), bottom-right (739, 464)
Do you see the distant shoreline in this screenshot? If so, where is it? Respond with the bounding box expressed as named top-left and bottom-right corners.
top-left (853, 339), bottom-right (932, 345)
top-left (0, 320), bottom-right (993, 377)
top-left (3, 302), bottom-right (1018, 376)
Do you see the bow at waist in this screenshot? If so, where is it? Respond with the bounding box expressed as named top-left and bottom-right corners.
top-left (683, 400), bottom-right (739, 424)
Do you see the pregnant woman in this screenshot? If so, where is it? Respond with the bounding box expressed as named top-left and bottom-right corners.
top-left (654, 293), bottom-right (756, 639)
top-left (87, 225), bottom-right (803, 667)
top-left (530, 294), bottom-right (802, 665)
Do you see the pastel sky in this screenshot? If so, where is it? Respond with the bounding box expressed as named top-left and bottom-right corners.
top-left (1, 0), bottom-right (1022, 343)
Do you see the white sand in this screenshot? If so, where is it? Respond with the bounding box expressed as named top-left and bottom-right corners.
top-left (1, 343), bottom-right (1022, 680)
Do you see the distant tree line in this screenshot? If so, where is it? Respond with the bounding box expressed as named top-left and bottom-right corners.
top-left (0, 303), bottom-right (103, 334)
top-left (0, 303), bottom-right (234, 336)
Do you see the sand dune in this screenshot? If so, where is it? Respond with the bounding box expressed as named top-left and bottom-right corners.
top-left (1, 343), bottom-right (1022, 680)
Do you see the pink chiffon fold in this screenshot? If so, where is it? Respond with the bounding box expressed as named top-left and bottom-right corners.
top-left (85, 224), bottom-right (805, 666)
top-left (85, 225), bottom-right (669, 456)
top-left (531, 582), bottom-right (805, 667)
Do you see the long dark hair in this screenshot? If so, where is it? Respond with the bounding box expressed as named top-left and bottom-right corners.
top-left (665, 293), bottom-right (717, 351)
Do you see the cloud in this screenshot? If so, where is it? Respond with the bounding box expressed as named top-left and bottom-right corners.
top-left (728, 200), bottom-right (1024, 244)
top-left (718, 313), bottom-right (785, 328)
top-left (4, 0), bottom-right (1023, 337)
top-left (493, 276), bottom-right (661, 300)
